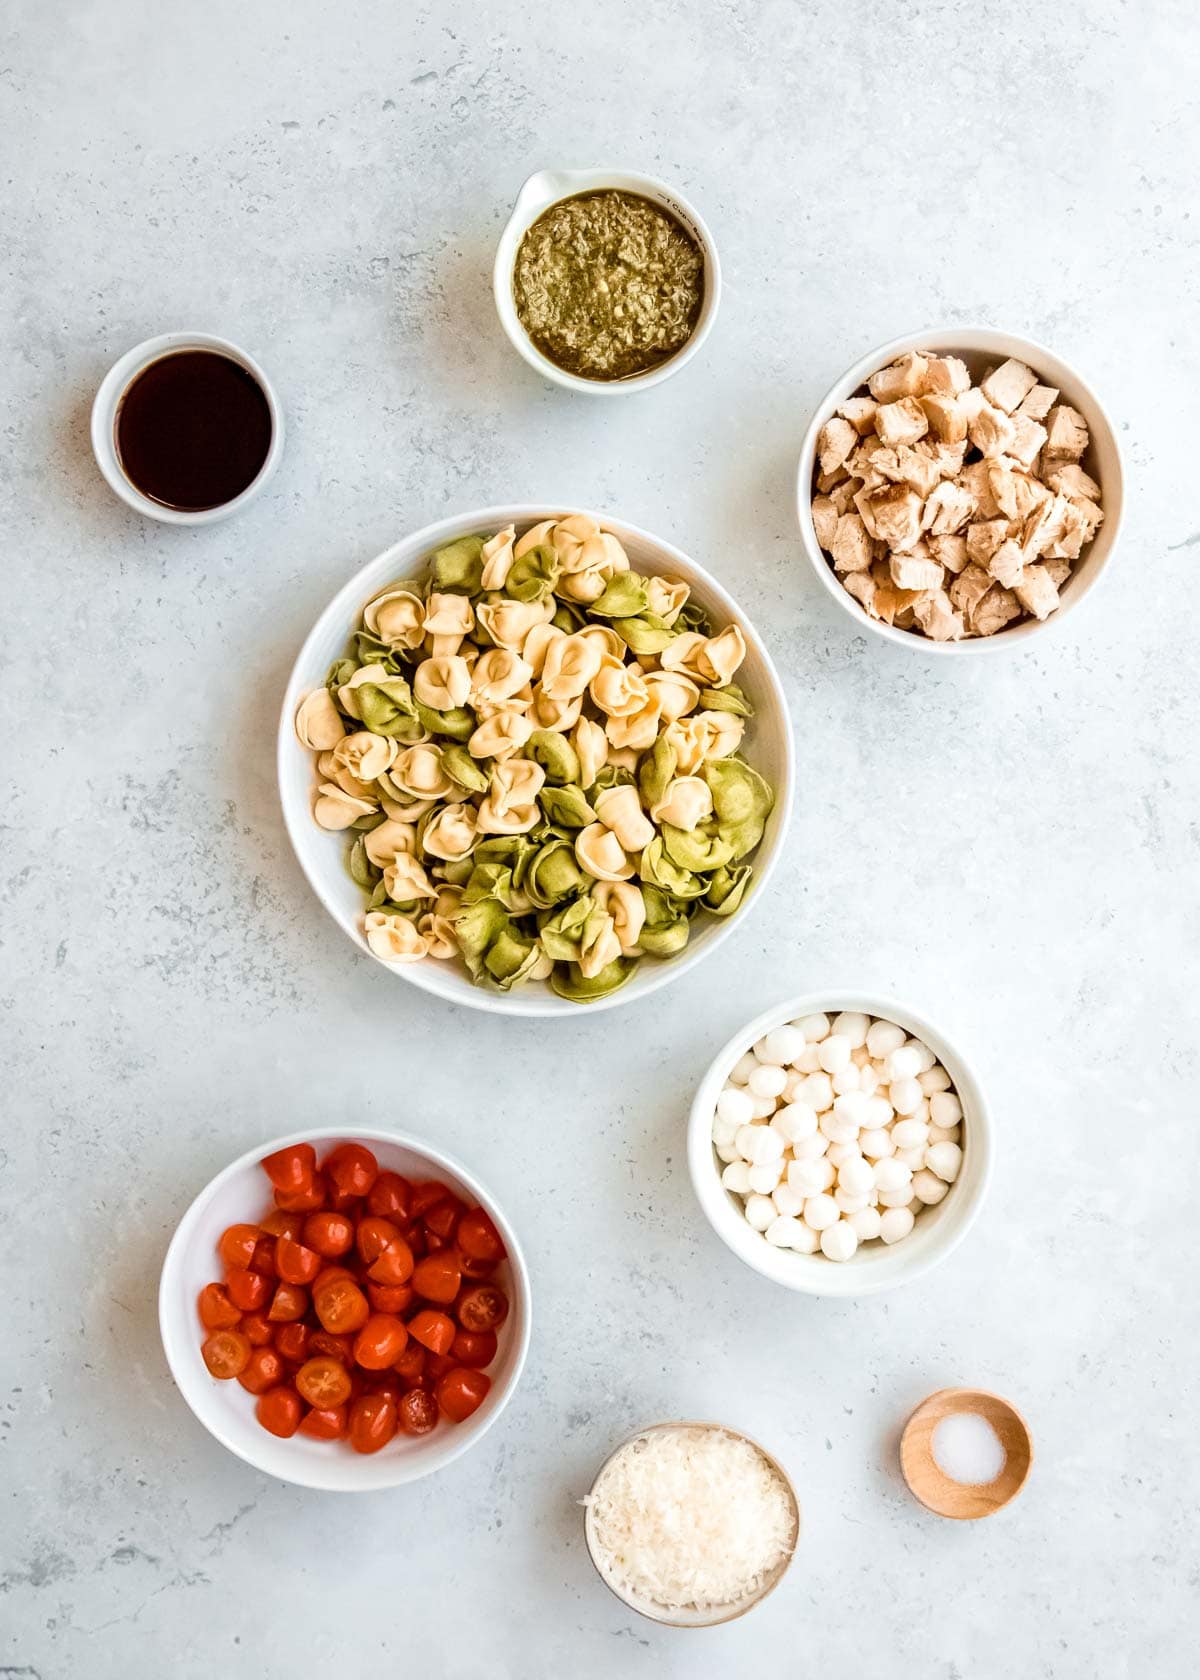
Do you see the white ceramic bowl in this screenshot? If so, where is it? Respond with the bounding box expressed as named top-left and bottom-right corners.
top-left (91, 331), bottom-right (284, 525)
top-left (493, 168), bottom-right (721, 394)
top-left (277, 504), bottom-right (793, 1017)
top-left (687, 993), bottom-right (993, 1297)
top-left (796, 326), bottom-right (1124, 653)
top-left (583, 1419), bottom-right (800, 1626)
top-left (159, 1127), bottom-right (531, 1490)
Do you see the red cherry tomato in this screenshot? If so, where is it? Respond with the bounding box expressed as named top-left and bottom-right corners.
top-left (392, 1342), bottom-right (426, 1384)
top-left (198, 1283), bottom-right (242, 1330)
top-left (217, 1223), bottom-right (261, 1270)
top-left (259, 1210), bottom-right (304, 1241)
top-left (261, 1143), bottom-right (317, 1194)
top-left (450, 1329), bottom-right (498, 1369)
top-left (238, 1346), bottom-right (285, 1394)
top-left (348, 1393), bottom-right (397, 1454)
top-left (412, 1252), bottom-right (462, 1305)
top-left (410, 1180), bottom-right (449, 1218)
top-left (408, 1309), bottom-right (455, 1355)
top-left (268, 1282), bottom-right (308, 1323)
top-left (366, 1281), bottom-right (414, 1315)
top-left (202, 1330), bottom-right (251, 1379)
top-left (367, 1237), bottom-right (415, 1287)
top-left (323, 1143), bottom-right (379, 1201)
top-left (308, 1329), bottom-right (354, 1364)
top-left (356, 1216), bottom-right (401, 1264)
top-left (424, 1196), bottom-right (465, 1242)
top-left (400, 1221), bottom-right (428, 1260)
top-left (257, 1386), bottom-right (303, 1438)
top-left (435, 1367), bottom-right (491, 1423)
top-left (248, 1237), bottom-right (277, 1278)
top-left (273, 1321), bottom-right (311, 1364)
top-left (398, 1388), bottom-right (439, 1435)
top-left (275, 1237), bottom-right (321, 1285)
top-left (225, 1267), bottom-right (271, 1313)
top-left (313, 1276), bottom-right (369, 1335)
top-left (457, 1249), bottom-right (500, 1279)
top-left (299, 1405), bottom-right (347, 1440)
top-left (456, 1283), bottom-right (509, 1333)
top-left (296, 1356), bottom-right (353, 1409)
top-left (353, 1313), bottom-right (408, 1371)
top-left (367, 1171), bottom-right (412, 1220)
top-left (457, 1208), bottom-right (506, 1264)
top-left (312, 1264), bottom-right (357, 1294)
top-left (241, 1311), bottom-right (273, 1347)
top-left (274, 1171), bottom-right (328, 1213)
top-left (303, 1211), bottom-right (355, 1259)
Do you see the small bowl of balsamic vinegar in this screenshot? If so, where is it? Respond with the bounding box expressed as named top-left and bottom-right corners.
top-left (91, 332), bottom-right (283, 524)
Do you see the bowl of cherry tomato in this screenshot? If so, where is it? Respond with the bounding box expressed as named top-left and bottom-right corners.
top-left (159, 1128), bottom-right (531, 1490)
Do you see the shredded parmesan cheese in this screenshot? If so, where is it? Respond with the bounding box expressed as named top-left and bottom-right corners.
top-left (584, 1425), bottom-right (796, 1610)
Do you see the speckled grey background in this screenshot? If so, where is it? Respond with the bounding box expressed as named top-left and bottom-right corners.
top-left (2, 0), bottom-right (1197, 1674)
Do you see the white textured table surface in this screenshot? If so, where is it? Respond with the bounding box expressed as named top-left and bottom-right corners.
top-left (2, 2), bottom-right (1197, 1675)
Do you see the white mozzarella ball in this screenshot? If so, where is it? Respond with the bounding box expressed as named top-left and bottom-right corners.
top-left (835, 1090), bottom-right (872, 1128)
top-left (929, 1091), bottom-right (963, 1128)
top-left (836, 1154), bottom-right (875, 1198)
top-left (802, 1193), bottom-right (839, 1231)
top-left (819, 1108), bottom-right (859, 1146)
top-left (736, 1123), bottom-right (784, 1166)
top-left (793, 1043), bottom-right (823, 1073)
top-left (748, 1159), bottom-right (784, 1193)
top-left (716, 1085), bottom-right (756, 1128)
top-left (866, 1018), bottom-right (905, 1057)
top-left (789, 1156), bottom-right (835, 1196)
top-left (879, 1206), bottom-right (915, 1244)
top-left (926, 1140), bottom-right (963, 1183)
top-left (772, 1102), bottom-right (818, 1144)
top-left (748, 1063), bottom-right (788, 1100)
top-left (912, 1169), bottom-right (949, 1205)
top-left (927, 1123), bottom-right (961, 1145)
top-left (765, 1215), bottom-right (805, 1248)
top-left (772, 1182), bottom-right (804, 1217)
top-left (791, 1129), bottom-right (830, 1161)
top-left (909, 1097), bottom-right (931, 1125)
top-left (826, 1140), bottom-right (863, 1170)
top-left (877, 1185), bottom-right (916, 1208)
top-left (728, 1050), bottom-right (759, 1086)
top-left (721, 1160), bottom-right (752, 1194)
top-left (797, 1012), bottom-right (830, 1042)
top-left (857, 1062), bottom-right (880, 1096)
top-left (865, 1094), bottom-right (895, 1128)
top-left (847, 1205), bottom-right (882, 1242)
top-left (832, 1010), bottom-right (870, 1048)
top-left (889, 1077), bottom-right (923, 1115)
top-left (714, 1141), bottom-right (741, 1164)
top-left (743, 1193), bottom-right (776, 1232)
top-left (859, 1127), bottom-right (895, 1159)
top-left (788, 1220), bottom-right (821, 1253)
top-left (712, 1116), bottom-right (739, 1150)
top-left (907, 1039), bottom-right (936, 1073)
top-left (750, 1093), bottom-right (779, 1120)
top-left (896, 1145), bottom-right (928, 1170)
top-left (885, 1044), bottom-right (923, 1083)
top-left (831, 1062), bottom-right (861, 1095)
top-left (799, 1071), bottom-right (834, 1112)
top-left (834, 1187), bottom-right (870, 1214)
top-left (781, 1070), bottom-right (809, 1103)
top-left (820, 1219), bottom-right (859, 1262)
top-left (873, 1157), bottom-right (913, 1194)
top-left (759, 1025), bottom-right (807, 1065)
top-left (818, 1034), bottom-right (852, 1074)
top-left (891, 1117), bottom-right (929, 1151)
top-left (919, 1064), bottom-right (952, 1096)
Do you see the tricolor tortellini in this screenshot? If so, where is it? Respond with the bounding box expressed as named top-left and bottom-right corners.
top-left (296, 518), bottom-right (774, 1001)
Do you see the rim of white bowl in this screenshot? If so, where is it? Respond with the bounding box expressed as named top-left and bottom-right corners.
top-left (276, 503), bottom-right (794, 1017)
top-left (90, 331), bottom-right (284, 525)
top-left (687, 992), bottom-right (993, 1297)
top-left (492, 167), bottom-right (722, 394)
top-left (158, 1125), bottom-right (532, 1489)
top-left (795, 325), bottom-right (1125, 654)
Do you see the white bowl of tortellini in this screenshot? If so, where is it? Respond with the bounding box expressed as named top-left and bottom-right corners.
top-left (278, 506), bottom-right (794, 1016)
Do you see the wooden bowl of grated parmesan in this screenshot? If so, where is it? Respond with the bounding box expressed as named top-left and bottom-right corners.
top-left (582, 1421), bottom-right (799, 1626)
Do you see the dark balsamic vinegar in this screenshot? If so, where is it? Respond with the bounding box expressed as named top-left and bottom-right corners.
top-left (115, 350), bottom-right (273, 511)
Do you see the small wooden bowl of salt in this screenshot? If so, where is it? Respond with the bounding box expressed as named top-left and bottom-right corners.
top-left (900, 1387), bottom-right (1033, 1519)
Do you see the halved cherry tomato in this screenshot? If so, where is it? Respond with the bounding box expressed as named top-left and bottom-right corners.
top-left (249, 1237), bottom-right (277, 1277)
top-left (367, 1237), bottom-right (415, 1287)
top-left (308, 1329), bottom-right (354, 1364)
top-left (457, 1208), bottom-right (506, 1264)
top-left (268, 1282), bottom-right (308, 1323)
top-left (410, 1180), bottom-right (449, 1218)
top-left (408, 1309), bottom-right (455, 1354)
top-left (367, 1171), bottom-right (412, 1220)
top-left (356, 1216), bottom-right (402, 1264)
top-left (456, 1283), bottom-right (508, 1333)
top-left (412, 1251), bottom-right (462, 1305)
top-left (275, 1236), bottom-right (321, 1285)
top-left (296, 1356), bottom-right (353, 1408)
top-left (242, 1311), bottom-right (273, 1347)
top-left (259, 1210), bottom-right (304, 1241)
top-left (353, 1313), bottom-right (408, 1371)
top-left (217, 1223), bottom-right (260, 1270)
top-left (225, 1267), bottom-right (270, 1313)
top-left (457, 1249), bottom-right (500, 1279)
top-left (312, 1264), bottom-right (357, 1294)
top-left (435, 1367), bottom-right (491, 1423)
top-left (392, 1342), bottom-right (426, 1384)
top-left (238, 1346), bottom-right (285, 1394)
top-left (367, 1281), bottom-right (414, 1315)
top-left (324, 1143), bottom-right (379, 1201)
top-left (313, 1276), bottom-right (369, 1335)
top-left (398, 1387), bottom-right (439, 1435)
top-left (450, 1329), bottom-right (497, 1369)
top-left (299, 1405), bottom-right (347, 1440)
top-left (202, 1330), bottom-right (251, 1379)
top-left (424, 1196), bottom-right (465, 1242)
top-left (303, 1210), bottom-right (355, 1259)
top-left (257, 1386), bottom-right (302, 1437)
top-left (198, 1282), bottom-right (242, 1330)
top-left (348, 1392), bottom-right (396, 1454)
top-left (273, 1322), bottom-right (311, 1364)
top-left (262, 1143), bottom-right (317, 1194)
top-left (274, 1171), bottom-right (328, 1213)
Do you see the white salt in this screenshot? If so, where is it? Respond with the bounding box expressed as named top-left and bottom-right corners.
top-left (932, 1412), bottom-right (1006, 1485)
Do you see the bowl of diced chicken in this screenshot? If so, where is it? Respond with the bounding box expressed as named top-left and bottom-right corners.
top-left (796, 328), bottom-right (1123, 650)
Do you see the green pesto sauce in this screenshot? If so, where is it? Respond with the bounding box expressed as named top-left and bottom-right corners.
top-left (512, 190), bottom-right (705, 382)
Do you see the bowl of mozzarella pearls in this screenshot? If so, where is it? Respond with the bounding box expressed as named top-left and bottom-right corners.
top-left (687, 995), bottom-right (992, 1296)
